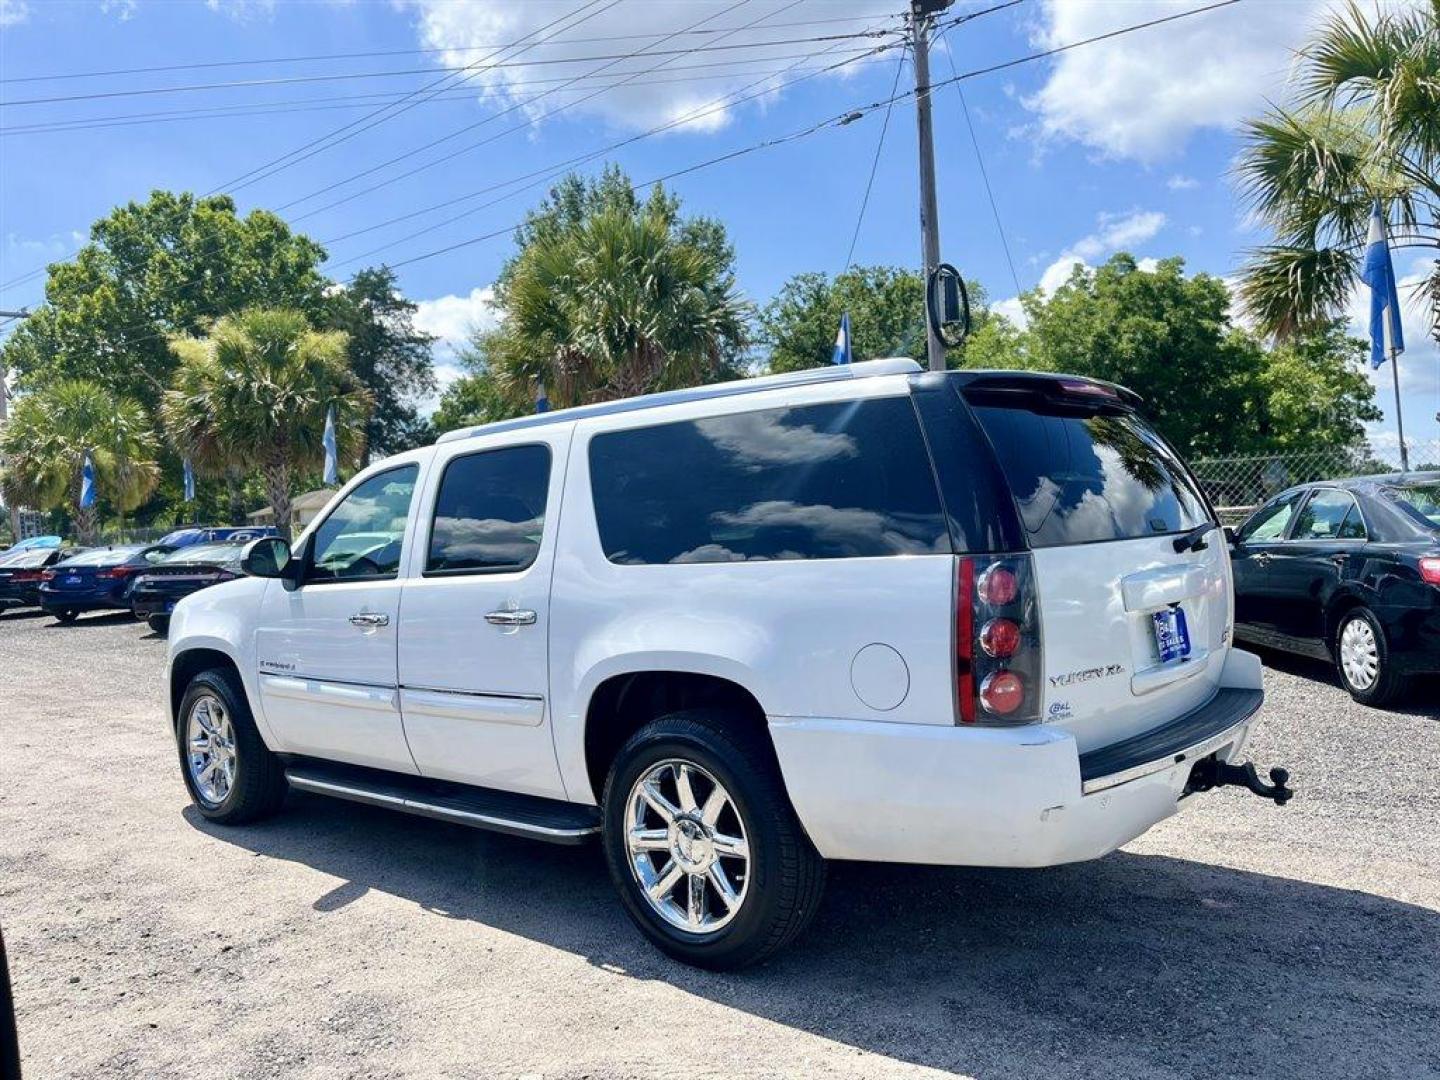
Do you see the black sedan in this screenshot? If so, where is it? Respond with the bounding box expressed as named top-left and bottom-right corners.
top-left (0, 547), bottom-right (82, 612)
top-left (1229, 472), bottom-right (1440, 705)
top-left (130, 540), bottom-right (248, 633)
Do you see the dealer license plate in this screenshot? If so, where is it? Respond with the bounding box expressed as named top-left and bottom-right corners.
top-left (1152, 606), bottom-right (1191, 665)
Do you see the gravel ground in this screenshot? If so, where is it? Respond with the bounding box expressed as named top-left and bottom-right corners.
top-left (1, 607), bottom-right (1437, 1080)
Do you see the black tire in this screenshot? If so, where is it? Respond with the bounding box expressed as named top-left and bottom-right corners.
top-left (175, 667), bottom-right (287, 824)
top-left (146, 614), bottom-right (170, 635)
top-left (601, 709), bottom-right (826, 970)
top-left (1334, 606), bottom-right (1408, 707)
top-left (53, 609), bottom-right (78, 624)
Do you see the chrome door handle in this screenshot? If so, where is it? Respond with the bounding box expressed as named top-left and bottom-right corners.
top-left (1254, 552), bottom-right (1272, 565)
top-left (485, 609), bottom-right (537, 627)
top-left (349, 612), bottom-right (390, 628)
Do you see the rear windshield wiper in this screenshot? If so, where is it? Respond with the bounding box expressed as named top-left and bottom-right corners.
top-left (1172, 523), bottom-right (1215, 554)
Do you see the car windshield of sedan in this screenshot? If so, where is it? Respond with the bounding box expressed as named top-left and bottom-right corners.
top-left (161, 542), bottom-right (245, 568)
top-left (1387, 483), bottom-right (1440, 528)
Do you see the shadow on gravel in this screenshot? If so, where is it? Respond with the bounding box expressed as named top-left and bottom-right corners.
top-left (188, 796), bottom-right (1440, 1080)
top-left (37, 610), bottom-right (142, 630)
top-left (1250, 644), bottom-right (1440, 720)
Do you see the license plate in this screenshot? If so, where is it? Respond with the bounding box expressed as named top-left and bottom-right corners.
top-left (64, 576), bottom-right (81, 586)
top-left (1152, 606), bottom-right (1191, 664)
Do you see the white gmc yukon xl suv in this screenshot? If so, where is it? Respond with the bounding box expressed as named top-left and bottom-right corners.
top-left (167, 359), bottom-right (1292, 968)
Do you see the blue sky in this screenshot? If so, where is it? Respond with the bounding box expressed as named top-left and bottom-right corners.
top-left (1, 0), bottom-right (1434, 455)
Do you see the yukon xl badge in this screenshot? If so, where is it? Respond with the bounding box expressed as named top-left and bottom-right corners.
top-left (1050, 663), bottom-right (1125, 688)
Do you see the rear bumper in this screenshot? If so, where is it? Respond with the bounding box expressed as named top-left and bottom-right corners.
top-left (770, 649), bottom-right (1264, 868)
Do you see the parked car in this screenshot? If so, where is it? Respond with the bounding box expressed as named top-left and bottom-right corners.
top-left (157, 526), bottom-right (278, 550)
top-left (1229, 472), bottom-right (1440, 705)
top-left (0, 547), bottom-right (80, 611)
top-left (131, 540), bottom-right (249, 634)
top-left (38, 544), bottom-right (171, 623)
top-left (166, 360), bottom-right (1292, 969)
top-left (2, 534), bottom-right (61, 553)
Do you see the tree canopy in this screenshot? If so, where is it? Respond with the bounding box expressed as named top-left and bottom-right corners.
top-left (449, 166), bottom-right (750, 414)
top-left (2, 191), bottom-right (329, 411)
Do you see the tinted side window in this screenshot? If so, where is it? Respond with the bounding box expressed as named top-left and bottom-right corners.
top-left (1240, 493), bottom-right (1302, 542)
top-left (308, 465), bottom-right (418, 582)
top-left (427, 445), bottom-right (551, 574)
top-left (1293, 490), bottom-right (1359, 541)
top-left (589, 398), bottom-right (950, 564)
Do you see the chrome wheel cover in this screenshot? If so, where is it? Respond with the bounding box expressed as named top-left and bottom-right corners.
top-left (624, 759), bottom-right (750, 934)
top-left (186, 694), bottom-right (236, 806)
top-left (1339, 616), bottom-right (1380, 691)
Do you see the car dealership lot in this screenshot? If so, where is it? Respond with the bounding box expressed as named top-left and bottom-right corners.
top-left (1, 610), bottom-right (1437, 1080)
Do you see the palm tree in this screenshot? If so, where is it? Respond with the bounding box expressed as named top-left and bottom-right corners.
top-left (1236, 0), bottom-right (1438, 339)
top-left (163, 308), bottom-right (371, 534)
top-left (483, 184), bottom-right (750, 409)
top-left (0, 379), bottom-right (159, 543)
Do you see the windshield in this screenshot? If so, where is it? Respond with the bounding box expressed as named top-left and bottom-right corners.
top-left (163, 542), bottom-right (245, 566)
top-left (57, 545), bottom-right (145, 566)
top-left (1385, 482), bottom-right (1440, 529)
top-left (969, 404), bottom-right (1210, 547)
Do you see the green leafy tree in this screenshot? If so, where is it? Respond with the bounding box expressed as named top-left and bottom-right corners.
top-left (1236, 0), bottom-right (1439, 337)
top-left (469, 167), bottom-right (750, 410)
top-left (967, 255), bottom-right (1379, 457)
top-left (432, 357), bottom-right (513, 435)
top-left (162, 309), bottom-right (371, 534)
top-left (760, 266), bottom-right (989, 373)
top-left (323, 266), bottom-right (437, 458)
top-left (2, 191), bottom-right (329, 411)
top-left (0, 379), bottom-right (158, 543)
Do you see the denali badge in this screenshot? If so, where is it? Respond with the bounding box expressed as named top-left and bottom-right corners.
top-left (1049, 664), bottom-right (1125, 688)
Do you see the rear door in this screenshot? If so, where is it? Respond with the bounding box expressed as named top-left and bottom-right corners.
top-left (396, 430), bottom-right (570, 799)
top-left (964, 387), bottom-right (1229, 753)
top-left (1276, 488), bottom-right (1366, 650)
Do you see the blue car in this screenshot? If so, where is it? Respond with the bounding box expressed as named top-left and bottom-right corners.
top-left (38, 544), bottom-right (172, 623)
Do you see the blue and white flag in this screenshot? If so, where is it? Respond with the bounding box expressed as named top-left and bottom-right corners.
top-left (831, 311), bottom-right (852, 365)
top-left (535, 380), bottom-right (550, 414)
top-left (79, 451), bottom-right (96, 509)
top-left (1360, 201), bottom-right (1405, 370)
top-left (322, 404), bottom-right (338, 486)
top-left (182, 457), bottom-right (196, 503)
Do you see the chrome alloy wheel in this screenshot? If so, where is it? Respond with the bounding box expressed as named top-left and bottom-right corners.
top-left (1340, 616), bottom-right (1380, 691)
top-left (624, 759), bottom-right (750, 934)
top-left (186, 694), bottom-right (236, 806)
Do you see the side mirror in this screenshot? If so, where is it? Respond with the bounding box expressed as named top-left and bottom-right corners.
top-left (1223, 525), bottom-right (1239, 547)
top-left (240, 537), bottom-right (293, 582)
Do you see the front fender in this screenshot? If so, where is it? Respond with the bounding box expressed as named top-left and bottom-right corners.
top-left (167, 577), bottom-right (271, 744)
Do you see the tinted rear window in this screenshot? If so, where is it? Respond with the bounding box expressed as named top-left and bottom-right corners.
top-left (589, 398), bottom-right (950, 564)
top-left (969, 405), bottom-right (1209, 547)
top-left (58, 546), bottom-right (144, 566)
top-left (1386, 482), bottom-right (1440, 528)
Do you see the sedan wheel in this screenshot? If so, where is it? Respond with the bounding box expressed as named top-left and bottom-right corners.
top-left (185, 693), bottom-right (237, 807)
top-left (1338, 616), bottom-right (1379, 691)
top-left (624, 759), bottom-right (750, 934)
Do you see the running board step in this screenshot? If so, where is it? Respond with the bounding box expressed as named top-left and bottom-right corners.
top-left (282, 758), bottom-right (600, 844)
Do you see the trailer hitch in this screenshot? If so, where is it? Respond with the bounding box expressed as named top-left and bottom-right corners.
top-left (1188, 757), bottom-right (1294, 806)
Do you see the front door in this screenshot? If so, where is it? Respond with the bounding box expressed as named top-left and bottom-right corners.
top-left (397, 432), bottom-right (569, 799)
top-left (254, 463), bottom-right (423, 773)
top-left (1230, 491), bottom-right (1303, 642)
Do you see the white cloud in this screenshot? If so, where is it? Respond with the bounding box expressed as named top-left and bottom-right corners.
top-left (1167, 175), bottom-right (1199, 191)
top-left (204, 0), bottom-right (276, 20)
top-left (1024, 0), bottom-right (1332, 162)
top-left (994, 209), bottom-right (1167, 327)
top-left (0, 0), bottom-right (29, 26)
top-left (398, 1), bottom-right (897, 132)
top-left (413, 285), bottom-right (500, 412)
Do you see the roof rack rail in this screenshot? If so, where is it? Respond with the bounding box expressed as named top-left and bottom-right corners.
top-left (436, 357), bottom-right (922, 444)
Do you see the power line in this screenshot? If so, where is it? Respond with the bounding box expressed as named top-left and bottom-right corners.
top-left (844, 46), bottom-right (908, 272)
top-left (276, 0), bottom-right (788, 216)
top-left (935, 26), bottom-right (1023, 296)
top-left (0, 13), bottom-right (903, 85)
top-left (0, 28), bottom-right (900, 108)
top-left (0, 53), bottom-right (899, 138)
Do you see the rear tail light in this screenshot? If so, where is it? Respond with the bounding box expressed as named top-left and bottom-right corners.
top-left (1421, 557), bottom-right (1440, 585)
top-left (98, 565), bottom-right (142, 579)
top-left (955, 554), bottom-right (1043, 725)
top-left (13, 569), bottom-right (47, 583)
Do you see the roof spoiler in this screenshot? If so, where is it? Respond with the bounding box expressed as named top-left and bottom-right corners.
top-left (959, 372), bottom-right (1144, 411)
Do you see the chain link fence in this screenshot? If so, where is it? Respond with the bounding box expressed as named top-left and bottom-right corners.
top-left (1190, 440), bottom-right (1440, 524)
